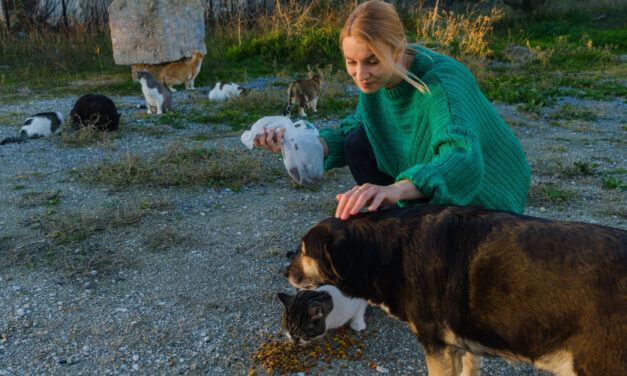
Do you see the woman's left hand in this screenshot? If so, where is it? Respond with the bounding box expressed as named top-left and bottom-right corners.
top-left (335, 180), bottom-right (425, 220)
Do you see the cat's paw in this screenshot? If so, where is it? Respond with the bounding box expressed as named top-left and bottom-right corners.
top-left (350, 320), bottom-right (366, 332)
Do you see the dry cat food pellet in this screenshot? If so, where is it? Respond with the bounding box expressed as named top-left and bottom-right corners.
top-left (249, 327), bottom-right (377, 374)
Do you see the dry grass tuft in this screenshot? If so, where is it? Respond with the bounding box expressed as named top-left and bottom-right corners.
top-left (3, 199), bottom-right (169, 276)
top-left (415, 0), bottom-right (503, 59)
top-left (58, 124), bottom-right (115, 147)
top-left (79, 142), bottom-right (283, 189)
top-left (527, 182), bottom-right (576, 205)
top-left (143, 229), bottom-right (196, 253)
top-left (413, 0), bottom-right (504, 84)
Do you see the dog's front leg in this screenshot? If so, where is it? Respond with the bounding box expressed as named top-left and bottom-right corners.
top-left (461, 351), bottom-right (482, 376)
top-left (425, 346), bottom-right (460, 376)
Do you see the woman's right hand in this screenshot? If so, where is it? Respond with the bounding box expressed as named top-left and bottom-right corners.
top-left (252, 127), bottom-right (286, 153)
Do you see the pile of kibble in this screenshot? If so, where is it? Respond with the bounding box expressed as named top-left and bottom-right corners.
top-left (249, 327), bottom-right (379, 375)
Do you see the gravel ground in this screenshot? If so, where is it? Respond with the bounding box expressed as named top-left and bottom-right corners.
top-left (0, 78), bottom-right (625, 376)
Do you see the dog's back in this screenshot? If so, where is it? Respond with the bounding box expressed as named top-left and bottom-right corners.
top-left (286, 205), bottom-right (627, 375)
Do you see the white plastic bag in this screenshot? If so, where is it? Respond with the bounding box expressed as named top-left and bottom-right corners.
top-left (241, 116), bottom-right (324, 187)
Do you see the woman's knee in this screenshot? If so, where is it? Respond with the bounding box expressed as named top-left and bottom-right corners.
top-left (344, 127), bottom-right (371, 161)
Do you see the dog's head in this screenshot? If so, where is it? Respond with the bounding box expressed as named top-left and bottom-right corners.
top-left (284, 217), bottom-right (352, 289)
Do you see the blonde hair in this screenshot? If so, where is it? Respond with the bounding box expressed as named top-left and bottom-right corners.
top-left (340, 0), bottom-right (429, 93)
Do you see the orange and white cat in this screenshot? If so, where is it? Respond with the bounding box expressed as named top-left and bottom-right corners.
top-left (158, 50), bottom-right (204, 92)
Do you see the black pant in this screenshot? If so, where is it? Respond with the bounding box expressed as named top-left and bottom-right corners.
top-left (344, 127), bottom-right (395, 186)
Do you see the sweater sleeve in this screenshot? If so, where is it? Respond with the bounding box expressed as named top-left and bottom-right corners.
top-left (318, 111), bottom-right (365, 170)
top-left (396, 121), bottom-right (484, 207)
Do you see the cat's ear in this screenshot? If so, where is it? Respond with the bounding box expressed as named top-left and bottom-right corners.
top-left (277, 292), bottom-right (293, 308)
top-left (308, 304), bottom-right (324, 320)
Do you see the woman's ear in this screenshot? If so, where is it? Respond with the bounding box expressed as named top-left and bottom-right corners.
top-left (396, 39), bottom-right (407, 62)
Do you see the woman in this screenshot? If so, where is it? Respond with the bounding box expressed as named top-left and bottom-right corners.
top-left (255, 0), bottom-right (530, 220)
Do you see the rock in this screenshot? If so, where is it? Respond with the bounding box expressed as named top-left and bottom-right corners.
top-left (376, 365), bottom-right (389, 373)
top-left (502, 43), bottom-right (535, 63)
top-left (108, 0), bottom-right (207, 66)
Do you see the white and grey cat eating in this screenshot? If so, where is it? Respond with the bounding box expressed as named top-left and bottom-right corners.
top-left (278, 285), bottom-right (367, 345)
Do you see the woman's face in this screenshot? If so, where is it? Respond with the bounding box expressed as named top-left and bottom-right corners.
top-left (342, 36), bottom-right (402, 94)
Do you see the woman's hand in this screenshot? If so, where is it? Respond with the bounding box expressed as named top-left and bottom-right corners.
top-left (252, 127), bottom-right (286, 153)
top-left (335, 180), bottom-right (425, 220)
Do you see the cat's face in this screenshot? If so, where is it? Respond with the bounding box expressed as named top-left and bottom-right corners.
top-left (278, 290), bottom-right (331, 345)
top-left (136, 70), bottom-right (152, 82)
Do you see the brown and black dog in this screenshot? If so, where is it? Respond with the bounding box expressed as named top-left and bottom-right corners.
top-left (284, 205), bottom-right (627, 376)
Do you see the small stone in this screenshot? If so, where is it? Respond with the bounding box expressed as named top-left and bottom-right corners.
top-left (376, 365), bottom-right (389, 373)
top-left (132, 355), bottom-right (139, 361)
top-left (132, 364), bottom-right (139, 371)
top-left (16, 308), bottom-right (25, 317)
top-left (90, 270), bottom-right (98, 276)
top-left (82, 345), bottom-right (90, 352)
top-left (12, 286), bottom-right (21, 291)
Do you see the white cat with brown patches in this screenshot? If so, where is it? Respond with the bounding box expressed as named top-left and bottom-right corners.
top-left (158, 50), bottom-right (204, 92)
top-left (283, 74), bottom-right (322, 117)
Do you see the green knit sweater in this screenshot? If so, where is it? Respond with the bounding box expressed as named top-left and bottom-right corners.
top-left (319, 45), bottom-right (531, 214)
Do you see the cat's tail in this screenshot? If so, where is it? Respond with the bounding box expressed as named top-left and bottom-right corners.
top-left (283, 83), bottom-right (296, 116)
top-left (282, 103), bottom-right (294, 117)
top-left (0, 135), bottom-right (27, 145)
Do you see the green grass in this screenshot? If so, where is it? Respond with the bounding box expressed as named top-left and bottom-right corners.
top-left (548, 104), bottom-right (598, 121)
top-left (603, 176), bottom-right (627, 191)
top-left (0, 3), bottom-right (624, 119)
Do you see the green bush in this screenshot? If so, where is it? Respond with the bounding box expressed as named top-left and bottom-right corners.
top-left (227, 26), bottom-right (341, 69)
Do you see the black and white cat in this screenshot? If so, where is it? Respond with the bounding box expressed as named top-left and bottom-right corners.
top-left (208, 82), bottom-right (251, 102)
top-left (0, 112), bottom-right (64, 145)
top-left (278, 285), bottom-right (367, 345)
top-left (136, 69), bottom-right (173, 114)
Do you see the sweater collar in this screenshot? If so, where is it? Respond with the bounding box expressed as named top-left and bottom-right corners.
top-left (378, 45), bottom-right (433, 100)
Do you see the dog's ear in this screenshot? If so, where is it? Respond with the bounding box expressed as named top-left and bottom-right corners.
top-left (302, 225), bottom-right (330, 258)
top-left (324, 234), bottom-right (351, 280)
top-left (277, 292), bottom-right (293, 308)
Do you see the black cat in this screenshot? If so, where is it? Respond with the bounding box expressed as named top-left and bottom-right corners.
top-left (70, 94), bottom-right (120, 131)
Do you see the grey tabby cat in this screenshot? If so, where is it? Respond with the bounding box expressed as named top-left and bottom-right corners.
top-left (136, 70), bottom-right (173, 114)
top-left (283, 74), bottom-right (322, 117)
top-left (278, 285), bottom-right (367, 345)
